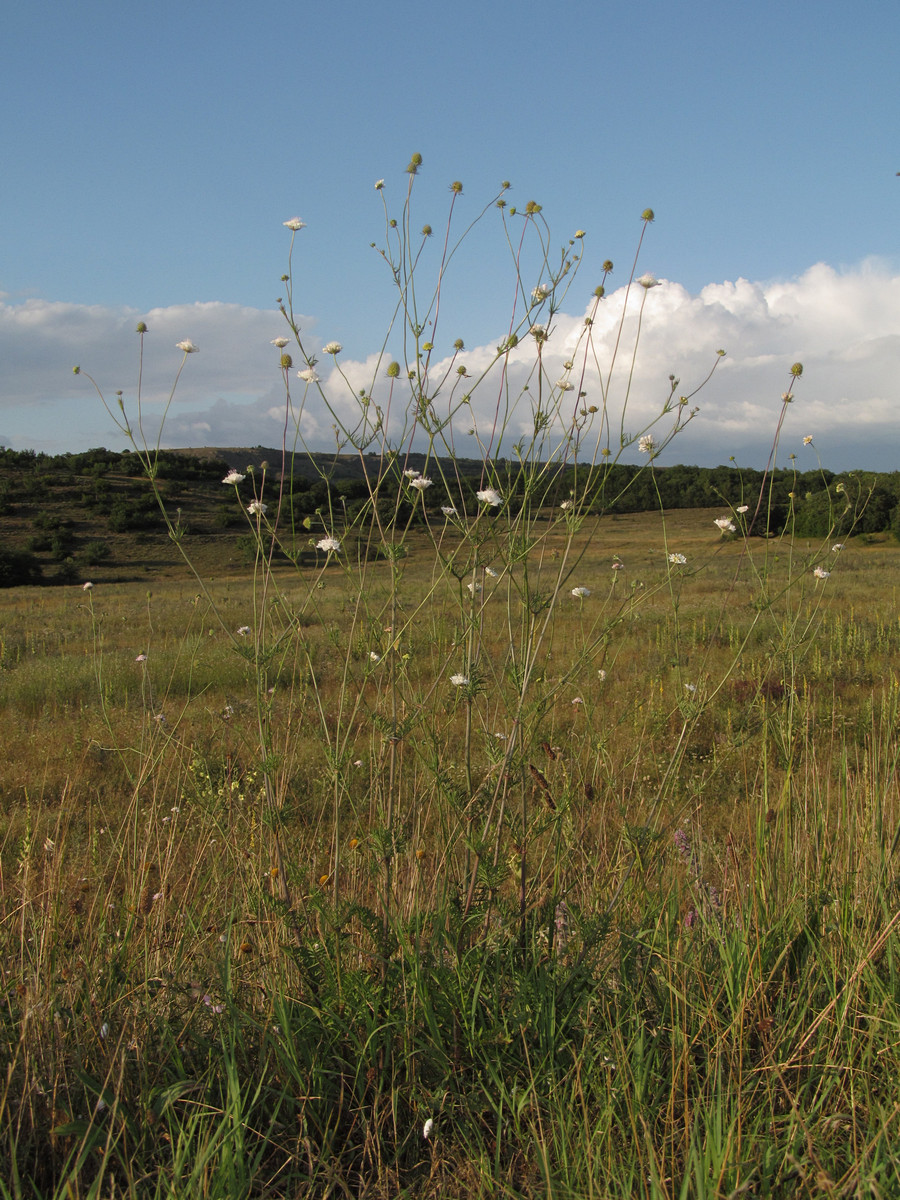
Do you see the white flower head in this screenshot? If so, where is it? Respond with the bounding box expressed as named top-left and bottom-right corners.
top-left (410, 476), bottom-right (432, 490)
top-left (813, 566), bottom-right (831, 580)
top-left (832, 543), bottom-right (844, 552)
top-left (82, 581), bottom-right (94, 590)
top-left (404, 469), bottom-right (421, 479)
top-left (597, 669), bottom-right (607, 682)
top-left (560, 500), bottom-right (573, 510)
top-left (440, 506), bottom-right (458, 517)
top-left (714, 517), bottom-right (736, 532)
top-left (531, 283), bottom-right (551, 303)
top-left (176, 339), bottom-right (198, 353)
top-left (638, 434), bottom-right (657, 454)
top-left (484, 567), bottom-right (498, 577)
top-left (323, 341), bottom-right (342, 355)
top-left (611, 560), bottom-right (624, 571)
top-left (247, 500), bottom-right (267, 516)
top-left (450, 674), bottom-right (469, 687)
top-left (736, 505), bottom-right (749, 514)
top-left (557, 379), bottom-right (575, 391)
top-left (222, 471), bottom-right (246, 485)
top-left (668, 553), bottom-right (687, 565)
top-left (571, 587), bottom-right (591, 599)
top-left (283, 217), bottom-right (306, 231)
top-left (423, 1118), bottom-right (434, 1140)
top-left (374, 179), bottom-right (385, 190)
top-left (467, 582), bottom-right (482, 594)
top-left (297, 368), bottom-right (319, 383)
top-left (369, 651), bottom-right (381, 663)
top-left (637, 273), bottom-right (660, 289)
top-left (803, 435), bottom-right (814, 445)
top-left (316, 536), bottom-right (341, 553)
top-left (476, 488), bottom-right (503, 507)
top-left (237, 626), bottom-right (251, 636)
top-left (135, 653), bottom-right (147, 662)
top-left (270, 337), bottom-right (290, 348)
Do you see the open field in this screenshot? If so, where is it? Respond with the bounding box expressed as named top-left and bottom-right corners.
top-left (2, 508), bottom-right (899, 1198)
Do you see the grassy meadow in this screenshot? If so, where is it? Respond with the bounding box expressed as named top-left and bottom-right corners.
top-left (2, 505), bottom-right (900, 1198)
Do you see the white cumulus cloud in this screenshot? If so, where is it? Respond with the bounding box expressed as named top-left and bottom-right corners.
top-left (1, 260), bottom-right (898, 469)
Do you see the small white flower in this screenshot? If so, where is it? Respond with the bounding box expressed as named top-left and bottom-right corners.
top-left (374, 179), bottom-right (385, 190)
top-left (410, 476), bottom-right (432, 490)
top-left (135, 653), bottom-right (147, 662)
top-left (100, 1022), bottom-right (110, 1040)
top-left (736, 505), bottom-right (749, 514)
top-left (485, 567), bottom-right (498, 577)
top-left (476, 488), bottom-right (503, 506)
top-left (82, 581), bottom-right (94, 590)
top-left (684, 683), bottom-right (697, 693)
top-left (323, 341), bottom-right (343, 355)
top-left (813, 566), bottom-right (831, 580)
top-left (832, 543), bottom-right (844, 552)
top-left (638, 434), bottom-right (657, 454)
top-left (571, 696), bottom-right (583, 705)
top-left (423, 1118), bottom-right (434, 1140)
top-left (714, 517), bottom-right (736, 532)
top-left (369, 651), bottom-right (381, 663)
top-left (557, 379), bottom-right (574, 391)
top-left (404, 469), bottom-right (421, 479)
top-left (222, 471), bottom-right (246, 485)
top-left (637, 273), bottom-right (660, 289)
top-left (530, 323), bottom-right (548, 341)
top-left (597, 669), bottom-right (607, 682)
top-left (247, 500), bottom-right (268, 516)
top-left (450, 674), bottom-right (469, 687)
top-left (297, 368), bottom-right (319, 383)
top-left (668, 553), bottom-right (687, 564)
top-left (531, 283), bottom-right (551, 303)
top-left (803, 435), bottom-right (814, 445)
top-left (560, 500), bottom-right (573, 510)
top-left (283, 217), bottom-right (306, 231)
top-left (441, 506), bottom-right (458, 516)
top-left (316, 536), bottom-right (341, 553)
top-left (611, 560), bottom-right (624, 571)
top-left (571, 587), bottom-right (591, 599)
top-left (237, 626), bottom-right (251, 636)
top-left (467, 582), bottom-right (482, 594)
top-left (270, 337), bottom-right (290, 348)
top-left (176, 339), bottom-right (198, 353)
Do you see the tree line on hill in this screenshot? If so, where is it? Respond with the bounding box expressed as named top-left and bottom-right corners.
top-left (0, 446), bottom-right (898, 586)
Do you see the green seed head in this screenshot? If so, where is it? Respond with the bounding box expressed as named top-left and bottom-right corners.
top-left (790, 362), bottom-right (803, 377)
top-left (135, 321), bottom-right (148, 334)
top-left (641, 208), bottom-right (655, 222)
top-left (386, 361), bottom-right (400, 378)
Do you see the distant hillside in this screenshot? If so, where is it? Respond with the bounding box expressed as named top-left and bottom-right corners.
top-left (0, 443), bottom-right (898, 586)
top-left (174, 446), bottom-right (488, 482)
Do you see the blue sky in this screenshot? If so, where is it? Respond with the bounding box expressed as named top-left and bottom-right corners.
top-left (2, 0), bottom-right (899, 468)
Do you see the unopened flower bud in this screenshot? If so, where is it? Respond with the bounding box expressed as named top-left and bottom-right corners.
top-left (280, 354), bottom-right (293, 369)
top-left (386, 361), bottom-right (400, 378)
top-left (450, 180), bottom-right (463, 193)
top-left (136, 321), bottom-right (148, 334)
top-left (790, 362), bottom-right (803, 377)
top-left (641, 208), bottom-right (655, 222)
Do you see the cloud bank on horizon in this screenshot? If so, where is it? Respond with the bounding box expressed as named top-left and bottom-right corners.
top-left (2, 258), bottom-right (898, 472)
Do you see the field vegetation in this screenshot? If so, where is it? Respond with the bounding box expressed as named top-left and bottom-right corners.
top-left (2, 159), bottom-right (899, 1197)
